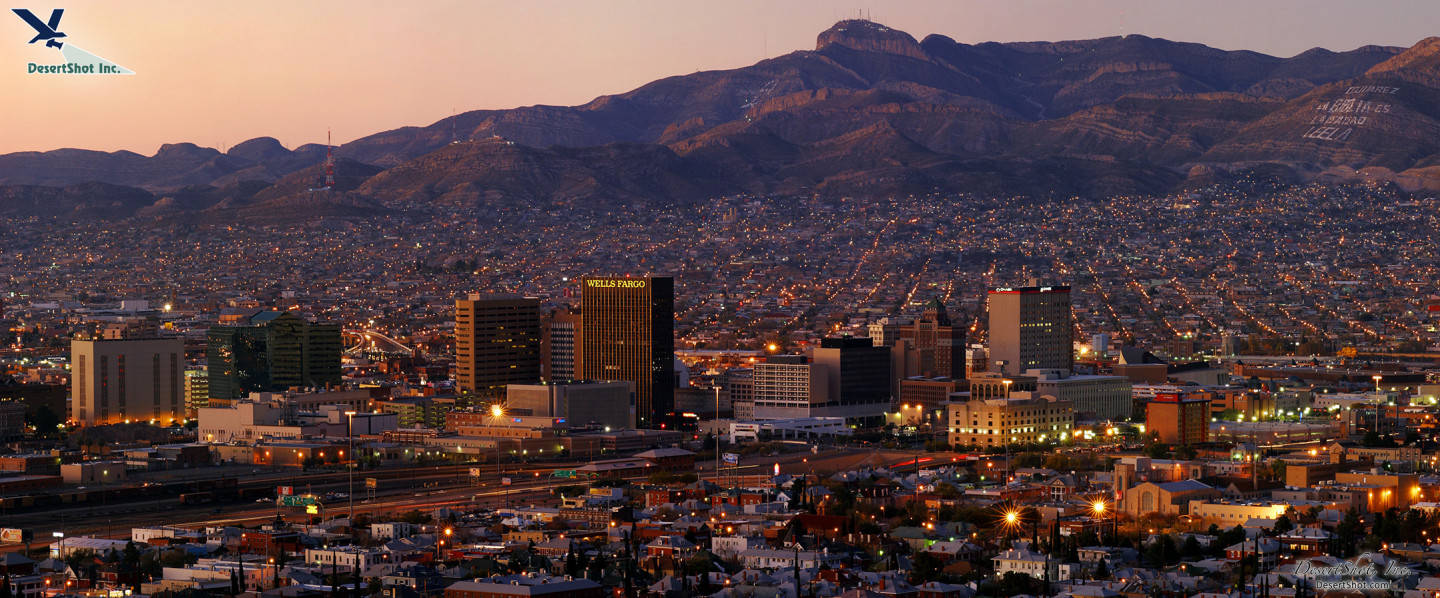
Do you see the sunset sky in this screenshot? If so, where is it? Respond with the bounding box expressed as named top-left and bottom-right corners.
top-left (2, 0), bottom-right (1437, 154)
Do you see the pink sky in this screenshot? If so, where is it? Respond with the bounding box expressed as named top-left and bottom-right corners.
top-left (2, 0), bottom-right (1436, 154)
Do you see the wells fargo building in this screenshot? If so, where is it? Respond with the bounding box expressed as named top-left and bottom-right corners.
top-left (579, 275), bottom-right (674, 428)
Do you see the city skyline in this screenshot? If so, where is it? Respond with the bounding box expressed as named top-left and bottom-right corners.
top-left (3, 0), bottom-right (1439, 154)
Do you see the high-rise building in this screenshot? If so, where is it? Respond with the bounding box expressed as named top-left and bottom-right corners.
top-left (812, 337), bottom-right (892, 424)
top-left (184, 368), bottom-right (209, 417)
top-left (898, 299), bottom-right (967, 378)
top-left (541, 306), bottom-right (582, 382)
top-left (987, 284), bottom-right (1072, 376)
top-left (454, 294), bottom-right (542, 397)
top-left (580, 275), bottom-right (674, 428)
top-left (71, 337), bottom-right (185, 425)
top-left (206, 311), bottom-right (343, 400)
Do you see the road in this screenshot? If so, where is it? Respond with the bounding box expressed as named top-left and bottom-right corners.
top-left (0, 446), bottom-right (881, 552)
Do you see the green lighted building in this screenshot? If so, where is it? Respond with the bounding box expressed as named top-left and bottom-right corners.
top-left (206, 311), bottom-right (343, 399)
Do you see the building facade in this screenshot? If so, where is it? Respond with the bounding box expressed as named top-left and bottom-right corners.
top-left (540, 306), bottom-right (582, 382)
top-left (751, 356), bottom-right (829, 420)
top-left (455, 294), bottom-right (542, 397)
top-left (898, 299), bottom-right (967, 379)
top-left (71, 337), bottom-right (185, 425)
top-left (1146, 392), bottom-right (1212, 445)
top-left (184, 368), bottom-right (209, 417)
top-left (579, 275), bottom-right (674, 428)
top-left (945, 395), bottom-right (1074, 447)
top-left (206, 311), bottom-right (342, 400)
top-left (987, 285), bottom-right (1072, 376)
top-left (811, 336), bottom-right (891, 423)
top-left (505, 381), bottom-right (634, 430)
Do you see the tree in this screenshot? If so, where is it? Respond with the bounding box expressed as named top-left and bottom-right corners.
top-left (1272, 515), bottom-right (1294, 535)
top-left (565, 546), bottom-right (582, 577)
top-left (1180, 535), bottom-right (1203, 561)
top-left (1334, 510), bottom-right (1364, 557)
top-left (1267, 460), bottom-right (1287, 481)
top-left (586, 552), bottom-right (606, 581)
top-left (1092, 559), bottom-right (1109, 580)
top-left (912, 551), bottom-right (945, 583)
top-left (29, 404), bottom-right (60, 436)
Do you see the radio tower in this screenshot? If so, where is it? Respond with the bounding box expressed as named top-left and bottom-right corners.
top-left (323, 129), bottom-right (335, 190)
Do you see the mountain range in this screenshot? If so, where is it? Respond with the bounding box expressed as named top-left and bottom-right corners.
top-left (6, 20), bottom-right (1440, 221)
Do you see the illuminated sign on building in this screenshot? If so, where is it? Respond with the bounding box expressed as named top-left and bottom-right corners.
top-left (586, 279), bottom-right (648, 289)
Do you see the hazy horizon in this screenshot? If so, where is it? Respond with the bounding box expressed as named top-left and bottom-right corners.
top-left (2, 0), bottom-right (1437, 155)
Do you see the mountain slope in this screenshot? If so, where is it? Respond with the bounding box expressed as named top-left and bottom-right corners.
top-left (4, 20), bottom-right (1439, 218)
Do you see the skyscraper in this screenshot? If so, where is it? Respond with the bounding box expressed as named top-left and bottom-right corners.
top-left (580, 275), bottom-right (674, 428)
top-left (206, 311), bottom-right (343, 400)
top-left (454, 294), bottom-right (542, 397)
top-left (71, 337), bottom-right (185, 425)
top-left (898, 299), bottom-right (967, 378)
top-left (987, 284), bottom-right (1073, 376)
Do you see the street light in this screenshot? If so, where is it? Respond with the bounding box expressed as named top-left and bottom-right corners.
top-left (345, 410), bottom-right (357, 521)
top-left (1091, 498), bottom-right (1110, 545)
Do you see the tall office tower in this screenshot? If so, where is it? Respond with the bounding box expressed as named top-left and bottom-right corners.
top-left (206, 311), bottom-right (343, 400)
top-left (899, 299), bottom-right (967, 378)
top-left (454, 294), bottom-right (542, 398)
top-left (812, 337), bottom-right (892, 424)
top-left (71, 337), bottom-right (185, 425)
top-left (540, 306), bottom-right (582, 382)
top-left (987, 284), bottom-right (1072, 376)
top-left (580, 275), bottom-right (674, 428)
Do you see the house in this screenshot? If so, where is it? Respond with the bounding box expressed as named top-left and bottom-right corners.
top-left (993, 541), bottom-right (1074, 581)
top-left (645, 535), bottom-right (697, 560)
top-left (1224, 537), bottom-right (1280, 571)
top-left (739, 548), bottom-right (847, 570)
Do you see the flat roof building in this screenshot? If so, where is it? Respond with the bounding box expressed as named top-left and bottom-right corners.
top-left (988, 285), bottom-right (1072, 376)
top-left (71, 336), bottom-right (185, 426)
top-left (580, 275), bottom-right (674, 428)
top-left (455, 294), bottom-right (541, 398)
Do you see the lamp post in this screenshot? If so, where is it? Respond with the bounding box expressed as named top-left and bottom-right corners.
top-left (1372, 375), bottom-right (1383, 435)
top-left (345, 410), bottom-right (357, 521)
top-left (715, 386), bottom-right (721, 481)
top-left (1092, 498), bottom-right (1108, 546)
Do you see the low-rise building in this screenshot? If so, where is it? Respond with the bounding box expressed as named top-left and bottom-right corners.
top-left (946, 395), bottom-right (1074, 447)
